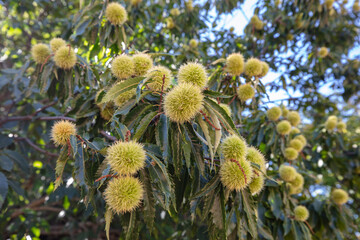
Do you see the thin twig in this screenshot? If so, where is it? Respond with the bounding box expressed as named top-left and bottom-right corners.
top-left (14, 137), bottom-right (58, 157)
top-left (77, 62), bottom-right (86, 69)
top-left (95, 174), bottom-right (117, 182)
top-left (100, 130), bottom-right (117, 141)
top-left (32, 206), bottom-right (62, 212)
top-left (40, 53), bottom-right (55, 72)
top-left (199, 110), bottom-right (220, 130)
top-left (11, 197), bottom-right (46, 219)
top-left (76, 135), bottom-right (86, 145)
top-left (219, 119), bottom-right (230, 133)
top-left (228, 94), bottom-right (237, 105)
top-left (32, 101), bottom-right (58, 117)
top-left (0, 116), bottom-right (76, 127)
top-left (304, 220), bottom-right (315, 235)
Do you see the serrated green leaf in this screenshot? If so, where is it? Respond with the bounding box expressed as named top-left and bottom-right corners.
top-left (204, 97), bottom-right (237, 134)
top-left (203, 90), bottom-right (232, 99)
top-left (184, 123), bottom-right (205, 176)
top-left (182, 135), bottom-right (192, 170)
top-left (126, 211), bottom-right (136, 240)
top-left (211, 195), bottom-right (223, 229)
top-left (105, 208), bottom-right (113, 240)
top-left (40, 63), bottom-right (53, 94)
top-left (299, 221), bottom-right (312, 240)
top-left (258, 218), bottom-right (274, 240)
top-left (207, 108), bottom-right (222, 155)
top-left (196, 115), bottom-right (214, 165)
top-left (292, 220), bottom-right (303, 240)
top-left (171, 124), bottom-right (182, 178)
top-left (133, 111), bottom-right (157, 140)
top-left (3, 150), bottom-right (29, 173)
top-left (72, 136), bottom-right (86, 186)
top-left (147, 152), bottom-right (174, 210)
top-left (192, 174), bottom-right (220, 199)
top-left (242, 190), bottom-right (258, 238)
top-left (219, 187), bottom-right (226, 231)
top-left (0, 172), bottom-right (8, 208)
top-left (140, 169), bottom-right (155, 232)
top-left (101, 77), bottom-right (144, 104)
top-left (54, 148), bottom-right (69, 190)
top-left (156, 115), bottom-right (169, 161)
top-left (96, 89), bottom-right (107, 103)
top-left (64, 69), bottom-right (74, 100)
top-left (124, 104), bottom-right (153, 128)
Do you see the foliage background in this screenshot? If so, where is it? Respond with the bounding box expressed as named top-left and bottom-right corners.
top-left (0, 0), bottom-right (359, 239)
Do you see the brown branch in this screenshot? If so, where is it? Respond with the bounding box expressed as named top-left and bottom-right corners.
top-left (219, 119), bottom-right (230, 133)
top-left (14, 137), bottom-right (58, 157)
top-left (0, 116), bottom-right (76, 127)
top-left (39, 223), bottom-right (122, 237)
top-left (95, 174), bottom-right (117, 182)
top-left (288, 215), bottom-right (315, 235)
top-left (77, 62), bottom-right (86, 69)
top-left (11, 197), bottom-right (46, 219)
top-left (300, 152), bottom-right (306, 160)
top-left (199, 110), bottom-right (220, 130)
top-left (40, 53), bottom-right (55, 72)
top-left (100, 130), bottom-right (117, 141)
top-left (32, 101), bottom-right (58, 117)
top-left (230, 158), bottom-right (247, 184)
top-left (304, 220), bottom-right (315, 235)
top-left (32, 206), bottom-right (62, 212)
top-left (228, 94), bottom-right (237, 105)
top-left (76, 135), bottom-right (86, 145)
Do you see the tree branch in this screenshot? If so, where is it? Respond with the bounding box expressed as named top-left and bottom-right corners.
top-left (10, 197), bottom-right (46, 219)
top-left (199, 110), bottom-right (221, 130)
top-left (40, 53), bottom-right (55, 72)
top-left (32, 101), bottom-right (58, 117)
top-left (100, 130), bottom-right (117, 141)
top-left (32, 206), bottom-right (62, 212)
top-left (0, 116), bottom-right (75, 127)
top-left (14, 137), bottom-right (58, 157)
top-left (263, 97), bottom-right (301, 104)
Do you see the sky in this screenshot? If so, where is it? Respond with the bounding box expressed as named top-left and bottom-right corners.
top-left (206, 0), bottom-right (360, 108)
